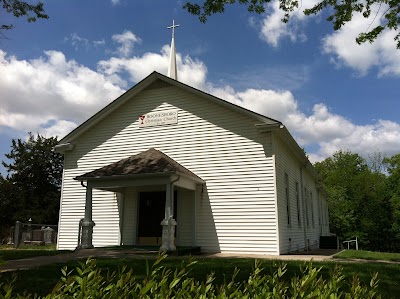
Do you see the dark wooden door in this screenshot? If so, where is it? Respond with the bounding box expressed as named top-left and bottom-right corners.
top-left (138, 192), bottom-right (165, 240)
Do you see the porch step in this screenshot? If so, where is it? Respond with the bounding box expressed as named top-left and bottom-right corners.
top-left (99, 245), bottom-right (201, 256)
top-left (174, 246), bottom-right (201, 256)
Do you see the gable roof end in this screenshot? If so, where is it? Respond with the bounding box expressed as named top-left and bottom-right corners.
top-left (58, 71), bottom-right (281, 145)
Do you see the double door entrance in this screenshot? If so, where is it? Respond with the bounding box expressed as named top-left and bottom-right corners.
top-left (138, 191), bottom-right (177, 245)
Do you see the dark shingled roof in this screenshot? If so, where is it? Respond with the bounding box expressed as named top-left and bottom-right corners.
top-left (75, 148), bottom-right (202, 181)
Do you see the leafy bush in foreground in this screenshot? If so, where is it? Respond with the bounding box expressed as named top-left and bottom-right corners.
top-left (0, 254), bottom-right (381, 298)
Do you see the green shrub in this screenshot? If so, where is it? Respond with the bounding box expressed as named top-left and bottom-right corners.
top-left (0, 254), bottom-right (381, 298)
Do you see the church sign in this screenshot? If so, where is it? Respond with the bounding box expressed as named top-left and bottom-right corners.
top-left (139, 109), bottom-right (178, 128)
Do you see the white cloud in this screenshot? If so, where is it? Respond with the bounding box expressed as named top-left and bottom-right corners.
top-left (41, 120), bottom-right (79, 139)
top-left (257, 2), bottom-right (400, 77)
top-left (0, 50), bottom-right (125, 138)
top-left (258, 0), bottom-right (318, 47)
top-left (111, 0), bottom-right (120, 5)
top-left (98, 45), bottom-right (207, 90)
top-left (112, 30), bottom-right (141, 57)
top-left (322, 7), bottom-right (400, 77)
top-left (207, 83), bottom-right (400, 162)
top-left (66, 33), bottom-right (105, 51)
top-left (1, 32), bottom-right (399, 163)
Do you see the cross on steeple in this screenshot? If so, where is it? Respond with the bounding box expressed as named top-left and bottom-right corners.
top-left (167, 20), bottom-right (179, 39)
top-left (167, 20), bottom-right (179, 80)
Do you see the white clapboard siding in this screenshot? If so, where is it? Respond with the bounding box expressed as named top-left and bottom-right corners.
top-left (58, 84), bottom-right (278, 253)
top-left (302, 170), bottom-right (322, 249)
top-left (272, 134), bottom-right (328, 254)
top-left (273, 135), bottom-right (305, 253)
top-left (176, 189), bottom-right (195, 246)
top-left (121, 188), bottom-right (138, 245)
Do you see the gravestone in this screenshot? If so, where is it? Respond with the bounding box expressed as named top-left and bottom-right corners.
top-left (43, 227), bottom-right (55, 244)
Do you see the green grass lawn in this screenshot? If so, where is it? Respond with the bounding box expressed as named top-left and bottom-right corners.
top-left (335, 250), bottom-right (400, 262)
top-left (1, 256), bottom-right (399, 298)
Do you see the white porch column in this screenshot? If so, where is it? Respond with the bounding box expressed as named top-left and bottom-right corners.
top-left (81, 183), bottom-right (95, 249)
top-left (160, 182), bottom-right (177, 252)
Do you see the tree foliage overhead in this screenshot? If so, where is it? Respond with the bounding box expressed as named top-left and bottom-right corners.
top-left (0, 133), bottom-right (62, 232)
top-left (183, 0), bottom-right (400, 48)
top-left (1, 0), bottom-right (48, 30)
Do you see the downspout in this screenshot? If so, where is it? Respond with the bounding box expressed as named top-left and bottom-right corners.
top-left (300, 163), bottom-right (308, 251)
top-left (77, 181), bottom-right (87, 250)
top-left (79, 180), bottom-right (95, 249)
top-left (119, 193), bottom-right (125, 246)
top-left (170, 175), bottom-right (180, 218)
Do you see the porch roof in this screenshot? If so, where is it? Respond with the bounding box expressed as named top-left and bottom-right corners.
top-left (74, 148), bottom-right (203, 183)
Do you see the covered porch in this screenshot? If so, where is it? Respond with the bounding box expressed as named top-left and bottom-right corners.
top-left (73, 148), bottom-right (204, 252)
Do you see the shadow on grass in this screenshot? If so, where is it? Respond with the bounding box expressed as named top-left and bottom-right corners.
top-left (0, 249), bottom-right (71, 261)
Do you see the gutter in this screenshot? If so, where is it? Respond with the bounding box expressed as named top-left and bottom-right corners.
top-left (54, 143), bottom-right (75, 153)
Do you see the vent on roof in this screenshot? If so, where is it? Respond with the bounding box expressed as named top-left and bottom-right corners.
top-left (144, 79), bottom-right (173, 90)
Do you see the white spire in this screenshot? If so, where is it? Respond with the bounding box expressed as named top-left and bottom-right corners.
top-left (167, 20), bottom-right (179, 80)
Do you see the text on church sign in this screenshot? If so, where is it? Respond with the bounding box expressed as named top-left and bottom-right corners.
top-left (139, 109), bottom-right (178, 128)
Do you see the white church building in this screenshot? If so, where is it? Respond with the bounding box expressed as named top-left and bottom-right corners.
top-left (55, 23), bottom-right (330, 255)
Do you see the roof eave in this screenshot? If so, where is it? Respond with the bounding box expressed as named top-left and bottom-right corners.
top-left (74, 170), bottom-right (205, 184)
top-left (175, 171), bottom-right (205, 184)
top-left (74, 171), bottom-right (176, 182)
top-left (269, 126), bottom-right (321, 180)
top-left (54, 143), bottom-right (75, 153)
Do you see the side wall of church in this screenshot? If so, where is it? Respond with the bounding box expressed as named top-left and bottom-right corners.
top-left (273, 134), bottom-right (330, 254)
top-left (57, 83), bottom-right (279, 254)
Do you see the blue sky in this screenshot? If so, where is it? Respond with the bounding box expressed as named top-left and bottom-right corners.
top-left (1, 0), bottom-right (399, 175)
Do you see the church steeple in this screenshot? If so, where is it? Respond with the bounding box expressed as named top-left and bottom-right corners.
top-left (167, 20), bottom-right (179, 80)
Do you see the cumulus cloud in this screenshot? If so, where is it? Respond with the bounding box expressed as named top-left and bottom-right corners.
top-left (258, 0), bottom-right (319, 47)
top-left (1, 31), bottom-right (399, 162)
top-left (322, 7), bottom-right (400, 77)
top-left (41, 120), bottom-right (79, 139)
top-left (207, 82), bottom-right (400, 162)
top-left (0, 40), bottom-right (207, 140)
top-left (257, 1), bottom-right (400, 77)
top-left (112, 30), bottom-right (141, 57)
top-left (98, 45), bottom-right (207, 89)
top-left (0, 50), bottom-right (125, 137)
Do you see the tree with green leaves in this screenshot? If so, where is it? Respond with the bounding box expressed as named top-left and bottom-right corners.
top-left (184, 0), bottom-right (400, 49)
top-left (314, 150), bottom-right (392, 251)
top-left (1, 133), bottom-right (63, 226)
top-left (383, 154), bottom-right (400, 251)
top-left (1, 0), bottom-right (48, 31)
top-left (0, 174), bottom-right (16, 241)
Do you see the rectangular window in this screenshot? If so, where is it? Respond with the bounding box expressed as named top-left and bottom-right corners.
top-left (296, 182), bottom-right (301, 226)
top-left (304, 187), bottom-right (309, 227)
top-left (285, 173), bottom-right (291, 225)
top-left (318, 195), bottom-right (322, 226)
